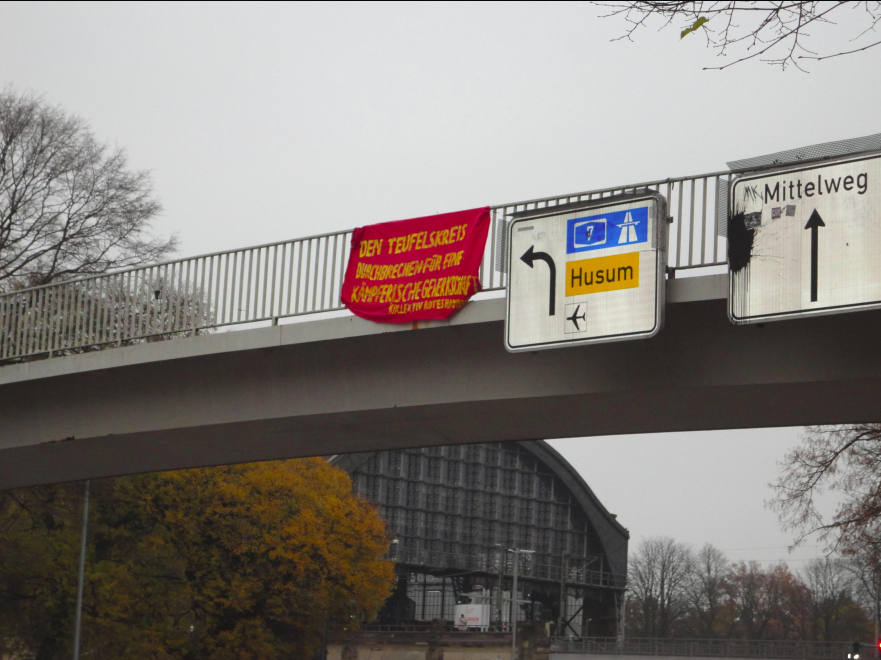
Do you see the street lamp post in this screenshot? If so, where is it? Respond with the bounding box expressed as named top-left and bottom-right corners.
top-left (493, 544), bottom-right (503, 630)
top-left (72, 480), bottom-right (90, 660)
top-left (509, 548), bottom-right (535, 660)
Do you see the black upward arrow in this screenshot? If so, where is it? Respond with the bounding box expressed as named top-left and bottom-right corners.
top-left (804, 209), bottom-right (825, 303)
top-left (520, 246), bottom-right (556, 316)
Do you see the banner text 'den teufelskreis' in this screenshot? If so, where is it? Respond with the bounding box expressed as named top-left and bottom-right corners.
top-left (341, 207), bottom-right (491, 323)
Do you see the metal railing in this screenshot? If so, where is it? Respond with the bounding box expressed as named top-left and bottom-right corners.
top-left (551, 637), bottom-right (866, 660)
top-left (0, 170), bottom-right (731, 363)
top-left (360, 624), bottom-right (509, 635)
top-left (362, 624), bottom-right (434, 633)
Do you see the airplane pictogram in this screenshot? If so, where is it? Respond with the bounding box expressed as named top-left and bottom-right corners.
top-left (566, 304), bottom-right (586, 331)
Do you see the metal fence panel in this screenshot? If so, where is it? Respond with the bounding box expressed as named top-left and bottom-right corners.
top-left (0, 171), bottom-right (730, 362)
top-left (550, 637), bottom-right (864, 660)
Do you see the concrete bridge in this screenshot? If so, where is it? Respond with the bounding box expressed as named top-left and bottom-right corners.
top-left (3, 272), bottom-right (881, 491)
top-left (5, 146), bottom-right (881, 491)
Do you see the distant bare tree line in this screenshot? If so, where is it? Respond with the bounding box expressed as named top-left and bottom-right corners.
top-left (627, 538), bottom-right (874, 641)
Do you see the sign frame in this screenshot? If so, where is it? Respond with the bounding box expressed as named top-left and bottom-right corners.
top-left (505, 192), bottom-right (668, 352)
top-left (728, 150), bottom-right (881, 325)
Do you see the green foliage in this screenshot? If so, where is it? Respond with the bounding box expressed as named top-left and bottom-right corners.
top-left (0, 459), bottom-right (395, 659)
top-left (0, 485), bottom-right (83, 659)
top-left (680, 17), bottom-right (708, 39)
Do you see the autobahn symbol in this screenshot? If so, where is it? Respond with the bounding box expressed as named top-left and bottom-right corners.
top-left (617, 212), bottom-right (640, 244)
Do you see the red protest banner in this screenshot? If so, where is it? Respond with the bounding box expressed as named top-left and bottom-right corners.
top-left (341, 207), bottom-right (491, 323)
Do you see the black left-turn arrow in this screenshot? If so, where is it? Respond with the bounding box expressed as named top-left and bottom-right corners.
top-left (520, 245), bottom-right (556, 316)
top-left (804, 209), bottom-right (826, 302)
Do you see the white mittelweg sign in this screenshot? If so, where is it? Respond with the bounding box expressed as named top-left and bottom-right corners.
top-left (505, 193), bottom-right (668, 352)
top-left (728, 151), bottom-right (881, 324)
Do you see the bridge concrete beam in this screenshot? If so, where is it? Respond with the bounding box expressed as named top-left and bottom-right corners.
top-left (2, 274), bottom-right (880, 490)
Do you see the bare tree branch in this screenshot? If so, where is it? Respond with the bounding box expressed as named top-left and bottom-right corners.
top-left (592, 2), bottom-right (881, 70)
top-left (628, 536), bottom-right (694, 637)
top-left (799, 38), bottom-right (881, 60)
top-left (0, 87), bottom-right (177, 291)
top-left (769, 425), bottom-right (881, 560)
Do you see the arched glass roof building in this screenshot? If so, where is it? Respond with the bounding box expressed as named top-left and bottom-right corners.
top-left (332, 440), bottom-right (628, 637)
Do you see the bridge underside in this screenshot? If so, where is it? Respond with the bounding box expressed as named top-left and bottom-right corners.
top-left (2, 276), bottom-right (880, 490)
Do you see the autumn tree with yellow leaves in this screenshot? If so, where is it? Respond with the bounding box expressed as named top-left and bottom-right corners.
top-left (0, 458), bottom-right (394, 660)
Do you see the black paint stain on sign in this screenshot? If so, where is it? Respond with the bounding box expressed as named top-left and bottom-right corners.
top-left (727, 211), bottom-right (757, 274)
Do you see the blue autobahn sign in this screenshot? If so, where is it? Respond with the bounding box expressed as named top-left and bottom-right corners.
top-left (566, 206), bottom-right (649, 254)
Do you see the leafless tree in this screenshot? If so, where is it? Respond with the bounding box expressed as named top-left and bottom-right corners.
top-left (628, 536), bottom-right (694, 637)
top-left (592, 2), bottom-right (881, 70)
top-left (625, 533), bottom-right (873, 640)
top-left (802, 557), bottom-right (864, 641)
top-left (843, 551), bottom-right (880, 623)
top-left (724, 561), bottom-right (811, 640)
top-left (770, 425), bottom-right (881, 558)
top-left (0, 88), bottom-right (176, 291)
top-left (685, 544), bottom-right (729, 637)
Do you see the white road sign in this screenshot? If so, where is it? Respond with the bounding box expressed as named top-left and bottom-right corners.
top-left (505, 193), bottom-right (668, 352)
top-left (728, 152), bottom-right (881, 324)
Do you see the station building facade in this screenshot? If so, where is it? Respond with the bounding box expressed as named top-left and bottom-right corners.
top-left (331, 441), bottom-right (628, 637)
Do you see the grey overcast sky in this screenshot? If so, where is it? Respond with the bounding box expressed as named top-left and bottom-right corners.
top-left (3, 1), bottom-right (878, 567)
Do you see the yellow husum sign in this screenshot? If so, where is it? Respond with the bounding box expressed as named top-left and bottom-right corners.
top-left (565, 252), bottom-right (640, 296)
